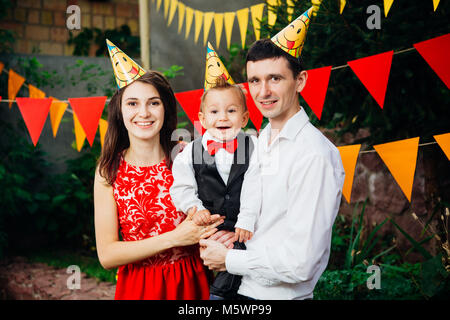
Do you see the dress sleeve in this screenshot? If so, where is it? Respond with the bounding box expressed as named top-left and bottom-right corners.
top-left (226, 154), bottom-right (343, 286)
top-left (169, 142), bottom-right (206, 214)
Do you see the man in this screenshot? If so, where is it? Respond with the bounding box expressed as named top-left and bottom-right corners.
top-left (199, 7), bottom-right (345, 300)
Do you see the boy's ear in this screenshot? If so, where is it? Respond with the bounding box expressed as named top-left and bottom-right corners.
top-left (198, 111), bottom-right (205, 128)
top-left (241, 110), bottom-right (249, 128)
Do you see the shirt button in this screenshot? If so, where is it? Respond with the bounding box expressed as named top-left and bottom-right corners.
top-left (225, 194), bottom-right (230, 200)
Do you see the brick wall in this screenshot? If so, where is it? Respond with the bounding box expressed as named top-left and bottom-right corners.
top-left (1, 0), bottom-right (140, 56)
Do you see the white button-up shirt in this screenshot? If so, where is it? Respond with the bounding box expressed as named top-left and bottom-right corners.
top-left (170, 130), bottom-right (262, 233)
top-left (226, 107), bottom-right (345, 300)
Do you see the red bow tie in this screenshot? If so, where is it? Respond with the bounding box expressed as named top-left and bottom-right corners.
top-left (207, 139), bottom-right (238, 156)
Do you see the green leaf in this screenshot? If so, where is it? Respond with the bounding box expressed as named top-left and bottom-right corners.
top-left (389, 218), bottom-right (432, 260)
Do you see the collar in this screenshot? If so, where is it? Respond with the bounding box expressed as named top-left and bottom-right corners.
top-left (201, 130), bottom-right (240, 149)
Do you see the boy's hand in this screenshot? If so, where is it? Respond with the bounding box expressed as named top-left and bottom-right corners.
top-left (234, 228), bottom-right (253, 243)
top-left (192, 209), bottom-right (212, 226)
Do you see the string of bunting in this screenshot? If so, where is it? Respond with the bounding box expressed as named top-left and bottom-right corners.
top-left (0, 32), bottom-right (448, 203)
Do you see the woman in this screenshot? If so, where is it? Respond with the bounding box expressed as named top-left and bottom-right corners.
top-left (94, 71), bottom-right (223, 300)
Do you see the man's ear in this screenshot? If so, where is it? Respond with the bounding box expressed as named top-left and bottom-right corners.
top-left (241, 110), bottom-right (249, 128)
top-left (295, 70), bottom-right (308, 93)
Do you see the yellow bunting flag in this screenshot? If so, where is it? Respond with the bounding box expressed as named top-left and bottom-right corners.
top-left (8, 69), bottom-right (25, 109)
top-left (167, 0), bottom-right (178, 26)
top-left (203, 12), bottom-right (214, 46)
top-left (224, 12), bottom-right (235, 50)
top-left (73, 113), bottom-right (86, 152)
top-left (194, 10), bottom-right (203, 44)
top-left (433, 133), bottom-right (450, 160)
top-left (287, 0), bottom-right (294, 21)
top-left (49, 97), bottom-right (68, 138)
top-left (177, 2), bottom-right (185, 34)
top-left (213, 13), bottom-right (224, 49)
top-left (28, 84), bottom-right (45, 98)
top-left (373, 137), bottom-right (420, 202)
top-left (156, 0), bottom-right (162, 12)
top-left (267, 0), bottom-right (279, 28)
top-left (340, 0), bottom-right (346, 14)
top-left (384, 0), bottom-right (394, 17)
top-left (185, 6), bottom-right (194, 39)
top-left (433, 0), bottom-right (440, 11)
top-left (99, 118), bottom-right (108, 148)
top-left (337, 144), bottom-right (361, 203)
top-left (164, 0), bottom-right (170, 19)
top-left (250, 4), bottom-right (265, 41)
top-left (236, 8), bottom-right (249, 49)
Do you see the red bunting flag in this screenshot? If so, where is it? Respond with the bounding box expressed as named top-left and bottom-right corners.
top-left (175, 89), bottom-right (205, 136)
top-left (348, 51), bottom-right (394, 109)
top-left (240, 82), bottom-right (263, 132)
top-left (68, 96), bottom-right (107, 146)
top-left (413, 33), bottom-right (450, 89)
top-left (300, 66), bottom-right (332, 120)
top-left (16, 97), bottom-right (52, 146)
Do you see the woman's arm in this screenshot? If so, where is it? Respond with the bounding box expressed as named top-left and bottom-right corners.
top-left (94, 168), bottom-right (223, 270)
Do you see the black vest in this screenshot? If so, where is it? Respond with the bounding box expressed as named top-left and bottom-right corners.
top-left (192, 132), bottom-right (254, 231)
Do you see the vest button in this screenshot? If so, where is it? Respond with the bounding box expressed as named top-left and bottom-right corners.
top-left (225, 194), bottom-right (230, 200)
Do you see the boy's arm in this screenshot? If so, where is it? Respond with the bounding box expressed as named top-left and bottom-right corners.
top-left (170, 142), bottom-right (206, 214)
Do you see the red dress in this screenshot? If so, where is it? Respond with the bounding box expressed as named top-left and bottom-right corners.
top-left (112, 157), bottom-right (211, 300)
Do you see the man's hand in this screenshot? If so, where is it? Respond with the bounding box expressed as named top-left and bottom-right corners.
top-left (199, 239), bottom-right (228, 271)
top-left (208, 230), bottom-right (235, 248)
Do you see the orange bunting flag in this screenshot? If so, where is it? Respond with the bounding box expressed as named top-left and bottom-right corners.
top-left (174, 89), bottom-right (205, 135)
top-left (73, 113), bottom-right (86, 152)
top-left (0, 61), bottom-right (4, 73)
top-left (8, 69), bottom-right (26, 109)
top-left (433, 132), bottom-right (450, 160)
top-left (300, 66), bottom-right (332, 120)
top-left (373, 137), bottom-right (420, 202)
top-left (99, 119), bottom-right (108, 148)
top-left (28, 84), bottom-right (45, 98)
top-left (347, 51), bottom-right (393, 109)
top-left (413, 33), bottom-right (450, 89)
top-left (337, 144), bottom-right (361, 203)
top-left (49, 97), bottom-right (68, 137)
top-left (68, 96), bottom-right (107, 146)
top-left (15, 97), bottom-right (52, 146)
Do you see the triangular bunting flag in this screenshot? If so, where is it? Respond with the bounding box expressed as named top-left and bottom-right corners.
top-left (28, 84), bottom-right (45, 98)
top-left (164, 0), bottom-right (170, 19)
top-left (340, 0), bottom-right (346, 14)
top-left (203, 12), bottom-right (214, 46)
top-left (287, 0), bottom-right (294, 21)
top-left (224, 12), bottom-right (235, 50)
top-left (156, 0), bottom-right (162, 12)
top-left (214, 13), bottom-right (224, 49)
top-left (337, 144), bottom-right (361, 203)
top-left (433, 0), bottom-right (440, 11)
top-left (384, 0), bottom-right (394, 17)
top-left (68, 96), bottom-right (107, 146)
top-left (8, 69), bottom-right (25, 109)
top-left (373, 137), bottom-right (420, 202)
top-left (236, 8), bottom-right (249, 49)
top-left (167, 0), bottom-right (178, 26)
top-left (194, 10), bottom-right (203, 44)
top-left (433, 133), bottom-right (450, 160)
top-left (73, 113), bottom-right (86, 152)
top-left (347, 51), bottom-right (393, 109)
top-left (240, 82), bottom-right (263, 132)
top-left (185, 7), bottom-right (194, 39)
top-left (175, 89), bottom-right (205, 135)
top-left (413, 33), bottom-right (450, 89)
top-left (267, 0), bottom-right (279, 28)
top-left (250, 4), bottom-right (265, 41)
top-left (177, 2), bottom-right (185, 34)
top-left (16, 98), bottom-right (52, 146)
top-left (99, 119), bottom-right (109, 148)
top-left (49, 96), bottom-right (68, 137)
top-left (0, 61), bottom-right (4, 73)
top-left (300, 66), bottom-right (332, 120)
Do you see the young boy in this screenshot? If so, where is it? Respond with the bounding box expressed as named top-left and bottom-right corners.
top-left (170, 77), bottom-right (261, 299)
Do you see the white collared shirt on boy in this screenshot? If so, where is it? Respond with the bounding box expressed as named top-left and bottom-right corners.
top-left (225, 107), bottom-right (345, 300)
top-left (170, 130), bottom-right (261, 233)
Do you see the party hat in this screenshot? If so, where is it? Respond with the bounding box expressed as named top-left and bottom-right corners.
top-left (106, 39), bottom-right (146, 89)
top-left (204, 42), bottom-right (235, 90)
top-left (271, 7), bottom-right (314, 58)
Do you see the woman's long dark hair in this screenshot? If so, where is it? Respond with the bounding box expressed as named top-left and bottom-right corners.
top-left (98, 71), bottom-right (178, 185)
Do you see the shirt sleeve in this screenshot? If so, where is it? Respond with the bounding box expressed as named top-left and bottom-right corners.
top-left (226, 154), bottom-right (343, 286)
top-left (169, 142), bottom-right (206, 214)
top-left (235, 135), bottom-right (261, 233)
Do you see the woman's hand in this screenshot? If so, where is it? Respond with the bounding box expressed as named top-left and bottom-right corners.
top-left (169, 207), bottom-right (224, 247)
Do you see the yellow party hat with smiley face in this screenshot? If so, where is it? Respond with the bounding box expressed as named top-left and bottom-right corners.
top-left (204, 42), bottom-right (235, 90)
top-left (106, 39), bottom-right (146, 89)
top-left (271, 6), bottom-right (314, 58)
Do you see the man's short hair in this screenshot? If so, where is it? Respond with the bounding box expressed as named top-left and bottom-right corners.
top-left (200, 77), bottom-right (248, 112)
top-left (246, 38), bottom-right (305, 78)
